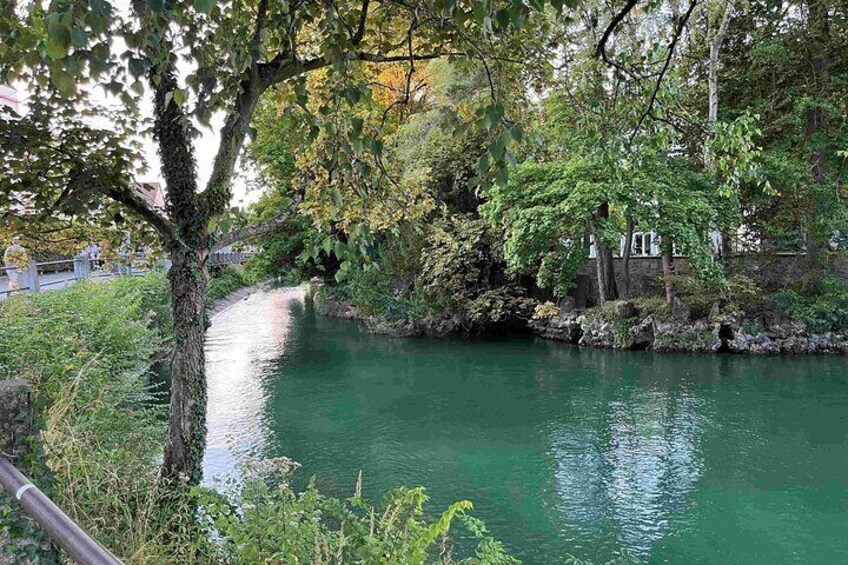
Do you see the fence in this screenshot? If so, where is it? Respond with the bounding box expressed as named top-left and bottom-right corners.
top-left (1, 252), bottom-right (254, 298)
top-left (0, 255), bottom-right (158, 299)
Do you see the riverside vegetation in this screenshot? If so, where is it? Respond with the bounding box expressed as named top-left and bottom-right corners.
top-left (0, 273), bottom-right (517, 564)
top-left (237, 3), bottom-right (848, 354)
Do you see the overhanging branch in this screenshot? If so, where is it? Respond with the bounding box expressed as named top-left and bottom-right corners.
top-left (211, 193), bottom-right (302, 252)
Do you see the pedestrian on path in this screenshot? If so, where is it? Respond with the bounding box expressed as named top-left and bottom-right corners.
top-left (3, 236), bottom-right (28, 292)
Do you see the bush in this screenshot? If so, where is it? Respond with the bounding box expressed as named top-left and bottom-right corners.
top-left (0, 274), bottom-right (171, 562)
top-left (671, 272), bottom-right (762, 318)
top-left (328, 259), bottom-right (432, 320)
top-left (768, 277), bottom-right (848, 333)
top-left (417, 215), bottom-right (532, 331)
top-left (207, 265), bottom-right (256, 302)
top-left (185, 460), bottom-right (518, 565)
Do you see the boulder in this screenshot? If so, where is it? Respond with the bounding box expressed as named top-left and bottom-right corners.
top-left (671, 297), bottom-right (691, 322)
top-left (624, 316), bottom-right (654, 350)
top-left (557, 296), bottom-right (576, 315)
top-left (529, 313), bottom-right (582, 343)
top-left (613, 300), bottom-right (638, 319)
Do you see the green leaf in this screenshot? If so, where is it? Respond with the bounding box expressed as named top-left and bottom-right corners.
top-left (70, 28), bottom-right (88, 48)
top-left (52, 68), bottom-right (76, 96)
top-left (173, 89), bottom-right (187, 107)
top-left (194, 0), bottom-right (216, 14)
top-left (484, 103), bottom-right (504, 130)
top-left (46, 27), bottom-right (71, 60)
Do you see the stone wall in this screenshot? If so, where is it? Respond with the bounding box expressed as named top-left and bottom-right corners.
top-left (576, 254), bottom-right (848, 305)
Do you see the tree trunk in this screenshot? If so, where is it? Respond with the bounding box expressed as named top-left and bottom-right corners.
top-left (162, 246), bottom-right (209, 484)
top-left (708, 1), bottom-right (733, 124)
top-left (592, 202), bottom-right (619, 305)
top-left (803, 0), bottom-right (830, 270)
top-left (621, 218), bottom-right (634, 299)
top-left (661, 240), bottom-right (675, 306)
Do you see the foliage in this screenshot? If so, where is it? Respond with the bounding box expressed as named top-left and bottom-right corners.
top-left (242, 183), bottom-right (323, 282)
top-left (185, 462), bottom-right (519, 564)
top-left (327, 249), bottom-right (431, 321)
top-left (419, 215), bottom-right (532, 331)
top-left (533, 301), bottom-right (560, 319)
top-left (672, 272), bottom-right (760, 319)
top-left (207, 265), bottom-right (257, 303)
top-left (769, 278), bottom-right (848, 333)
top-left (0, 274), bottom-right (170, 562)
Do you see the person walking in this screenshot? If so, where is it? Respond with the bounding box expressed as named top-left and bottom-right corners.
top-left (3, 236), bottom-right (28, 292)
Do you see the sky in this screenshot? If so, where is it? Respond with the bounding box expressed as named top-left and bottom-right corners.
top-left (11, 80), bottom-right (260, 209)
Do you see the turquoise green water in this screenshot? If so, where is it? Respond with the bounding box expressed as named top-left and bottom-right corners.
top-left (203, 288), bottom-right (848, 564)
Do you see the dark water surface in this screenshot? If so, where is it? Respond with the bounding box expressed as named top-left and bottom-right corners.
top-left (203, 287), bottom-right (848, 564)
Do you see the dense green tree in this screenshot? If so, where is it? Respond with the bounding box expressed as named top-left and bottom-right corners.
top-left (1, 0), bottom-right (564, 484)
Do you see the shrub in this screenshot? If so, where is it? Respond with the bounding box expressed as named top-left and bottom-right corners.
top-left (185, 460), bottom-right (518, 565)
top-left (417, 215), bottom-right (532, 331)
top-left (207, 265), bottom-right (256, 302)
top-left (671, 272), bottom-right (763, 318)
top-left (768, 277), bottom-right (848, 333)
top-left (0, 274), bottom-right (170, 562)
top-left (328, 259), bottom-right (431, 320)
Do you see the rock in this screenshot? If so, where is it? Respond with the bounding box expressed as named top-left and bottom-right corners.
top-left (528, 313), bottom-right (582, 343)
top-left (653, 320), bottom-right (721, 353)
top-left (671, 297), bottom-right (691, 322)
top-left (320, 298), bottom-right (358, 319)
top-left (624, 316), bottom-right (654, 350)
top-left (557, 297), bottom-right (576, 315)
top-left (613, 300), bottom-right (637, 319)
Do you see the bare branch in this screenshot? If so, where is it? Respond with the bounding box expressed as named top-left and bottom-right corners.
top-left (595, 0), bottom-right (640, 66)
top-left (629, 0), bottom-right (698, 142)
top-left (352, 0), bottom-right (371, 45)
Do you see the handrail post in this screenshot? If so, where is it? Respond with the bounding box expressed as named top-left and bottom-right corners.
top-left (26, 259), bottom-right (40, 294)
top-left (73, 255), bottom-right (90, 281)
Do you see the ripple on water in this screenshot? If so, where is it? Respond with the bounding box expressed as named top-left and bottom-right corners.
top-left (202, 287), bottom-right (848, 564)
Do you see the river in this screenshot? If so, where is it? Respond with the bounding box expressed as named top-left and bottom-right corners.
top-left (202, 286), bottom-right (848, 564)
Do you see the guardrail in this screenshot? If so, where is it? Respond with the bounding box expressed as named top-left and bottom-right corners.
top-left (0, 256), bottom-right (150, 298)
top-left (0, 459), bottom-right (123, 565)
top-left (1, 252), bottom-right (255, 298)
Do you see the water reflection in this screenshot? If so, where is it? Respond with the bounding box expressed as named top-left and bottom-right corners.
top-left (202, 287), bottom-right (848, 564)
top-left (203, 287), bottom-right (305, 483)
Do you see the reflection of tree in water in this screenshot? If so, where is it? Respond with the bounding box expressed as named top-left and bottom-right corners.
top-left (545, 350), bottom-right (708, 558)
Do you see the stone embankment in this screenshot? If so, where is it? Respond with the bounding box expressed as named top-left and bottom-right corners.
top-left (318, 283), bottom-right (848, 354)
top-left (528, 299), bottom-right (848, 355)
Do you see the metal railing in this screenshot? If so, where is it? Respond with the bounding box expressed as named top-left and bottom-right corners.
top-left (0, 457), bottom-right (123, 564)
top-left (1, 252), bottom-right (254, 298)
top-left (209, 251), bottom-right (255, 266)
top-left (0, 256), bottom-right (150, 298)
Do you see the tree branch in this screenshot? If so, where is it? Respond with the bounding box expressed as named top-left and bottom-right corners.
top-left (105, 183), bottom-right (175, 245)
top-left (629, 0), bottom-right (697, 142)
top-left (595, 0), bottom-right (640, 67)
top-left (352, 0), bottom-right (371, 45)
top-left (211, 194), bottom-right (302, 252)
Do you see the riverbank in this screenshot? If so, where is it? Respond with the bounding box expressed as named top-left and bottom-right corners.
top-left (1, 277), bottom-right (516, 563)
top-left (316, 288), bottom-right (848, 355)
